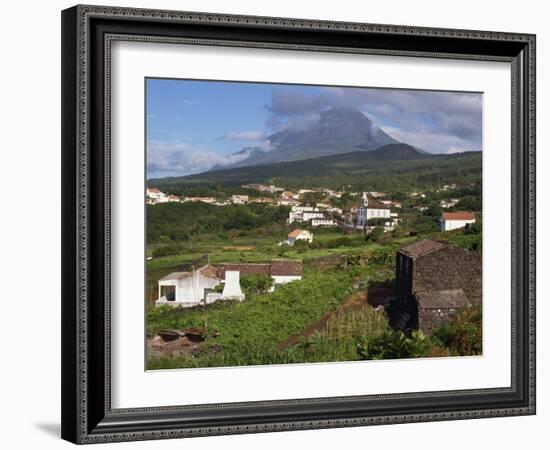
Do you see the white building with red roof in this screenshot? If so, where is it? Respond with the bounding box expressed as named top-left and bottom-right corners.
top-left (440, 211), bottom-right (476, 231)
top-left (146, 187), bottom-right (169, 204)
top-left (286, 229), bottom-right (313, 246)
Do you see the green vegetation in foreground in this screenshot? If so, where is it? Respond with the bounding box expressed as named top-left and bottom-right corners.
top-left (147, 268), bottom-right (361, 368)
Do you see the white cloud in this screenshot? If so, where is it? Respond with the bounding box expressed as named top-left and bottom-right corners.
top-left (382, 126), bottom-right (481, 154)
top-left (147, 140), bottom-right (249, 177)
top-left (223, 130), bottom-right (267, 141)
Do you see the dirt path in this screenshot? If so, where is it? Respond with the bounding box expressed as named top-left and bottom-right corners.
top-left (277, 291), bottom-right (370, 350)
top-left (277, 287), bottom-right (394, 351)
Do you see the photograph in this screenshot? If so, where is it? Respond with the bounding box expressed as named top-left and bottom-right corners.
top-left (145, 79), bottom-right (483, 370)
top-left (56, 3), bottom-right (537, 444)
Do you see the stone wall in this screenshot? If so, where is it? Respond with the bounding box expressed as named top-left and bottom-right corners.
top-left (418, 308), bottom-right (459, 335)
top-left (413, 247), bottom-right (482, 305)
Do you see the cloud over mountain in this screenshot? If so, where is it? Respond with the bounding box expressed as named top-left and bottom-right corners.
top-left (265, 86), bottom-right (482, 154)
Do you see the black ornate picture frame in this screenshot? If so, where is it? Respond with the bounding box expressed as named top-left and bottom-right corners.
top-left (61, 4), bottom-right (536, 444)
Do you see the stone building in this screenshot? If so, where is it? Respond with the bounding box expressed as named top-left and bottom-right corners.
top-left (391, 239), bottom-right (481, 334)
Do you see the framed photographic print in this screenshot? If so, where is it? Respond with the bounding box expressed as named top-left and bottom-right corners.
top-left (61, 5), bottom-right (536, 444)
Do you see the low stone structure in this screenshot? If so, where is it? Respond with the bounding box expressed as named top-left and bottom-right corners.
top-left (415, 288), bottom-right (471, 334)
top-left (391, 239), bottom-right (481, 333)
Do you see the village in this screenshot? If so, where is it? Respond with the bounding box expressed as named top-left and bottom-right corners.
top-left (146, 179), bottom-right (481, 367)
top-left (147, 182), bottom-right (475, 237)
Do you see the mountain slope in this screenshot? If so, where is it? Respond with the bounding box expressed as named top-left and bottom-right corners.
top-left (151, 144), bottom-right (482, 192)
top-left (224, 107), bottom-right (399, 168)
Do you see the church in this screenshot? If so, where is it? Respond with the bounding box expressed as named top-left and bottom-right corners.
top-left (356, 192), bottom-right (391, 227)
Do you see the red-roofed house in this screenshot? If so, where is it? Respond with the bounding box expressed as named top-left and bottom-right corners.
top-left (146, 187), bottom-right (169, 204)
top-left (440, 211), bottom-right (476, 231)
top-left (286, 229), bottom-right (313, 245)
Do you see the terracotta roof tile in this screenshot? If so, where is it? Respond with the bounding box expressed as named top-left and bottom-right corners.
top-left (270, 260), bottom-right (302, 276)
top-left (442, 211), bottom-right (476, 220)
top-left (218, 263), bottom-right (271, 278)
top-left (288, 229), bottom-right (306, 238)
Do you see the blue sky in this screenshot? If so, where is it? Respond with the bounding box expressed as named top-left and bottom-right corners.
top-left (146, 78), bottom-right (482, 178)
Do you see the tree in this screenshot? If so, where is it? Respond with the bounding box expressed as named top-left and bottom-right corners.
top-left (367, 218), bottom-right (387, 226)
top-left (366, 226), bottom-right (384, 242)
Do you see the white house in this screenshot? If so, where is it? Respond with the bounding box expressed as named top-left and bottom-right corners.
top-left (167, 194), bottom-right (181, 203)
top-left (231, 195), bottom-right (248, 204)
top-left (440, 211), bottom-right (476, 231)
top-left (287, 205), bottom-right (318, 223)
top-left (311, 218), bottom-right (336, 227)
top-left (156, 265), bottom-right (221, 308)
top-left (302, 211), bottom-right (325, 222)
top-left (156, 261), bottom-right (304, 308)
top-left (286, 229), bottom-right (313, 246)
top-left (146, 187), bottom-right (169, 204)
top-left (269, 260), bottom-right (302, 287)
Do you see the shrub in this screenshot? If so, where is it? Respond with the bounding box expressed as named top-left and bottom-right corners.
top-left (365, 226), bottom-right (384, 242)
top-left (152, 244), bottom-right (182, 258)
top-left (240, 274), bottom-right (273, 295)
top-left (356, 329), bottom-right (429, 360)
top-left (431, 305), bottom-right (482, 356)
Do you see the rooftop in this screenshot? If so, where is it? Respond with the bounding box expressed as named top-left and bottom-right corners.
top-left (218, 263), bottom-right (270, 277)
top-left (398, 239), bottom-right (448, 258)
top-left (270, 260), bottom-right (302, 276)
top-left (288, 229), bottom-right (306, 238)
top-left (415, 289), bottom-right (471, 309)
top-left (442, 211), bottom-right (476, 220)
top-left (217, 260), bottom-right (302, 277)
top-left (159, 264), bottom-right (219, 281)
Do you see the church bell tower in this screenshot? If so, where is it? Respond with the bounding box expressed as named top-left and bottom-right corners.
top-left (357, 192), bottom-right (368, 227)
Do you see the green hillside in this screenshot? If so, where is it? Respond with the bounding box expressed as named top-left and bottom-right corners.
top-left (150, 145), bottom-right (482, 192)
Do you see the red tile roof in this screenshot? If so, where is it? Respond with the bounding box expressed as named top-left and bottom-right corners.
top-left (288, 229), bottom-right (306, 238)
top-left (218, 263), bottom-right (271, 278)
top-left (270, 260), bottom-right (302, 276)
top-left (218, 260), bottom-right (302, 277)
top-left (442, 211), bottom-right (476, 221)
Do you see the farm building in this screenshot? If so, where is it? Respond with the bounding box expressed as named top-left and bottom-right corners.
top-left (217, 260), bottom-right (302, 288)
top-left (390, 239), bottom-right (481, 333)
top-left (440, 211), bottom-right (476, 231)
top-left (156, 265), bottom-right (222, 308)
top-left (156, 260), bottom-right (303, 308)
